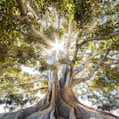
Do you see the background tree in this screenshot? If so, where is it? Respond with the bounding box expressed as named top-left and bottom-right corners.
top-left (0, 0), bottom-right (119, 119)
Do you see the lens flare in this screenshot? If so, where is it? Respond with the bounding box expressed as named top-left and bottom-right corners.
top-left (52, 41), bottom-right (64, 52)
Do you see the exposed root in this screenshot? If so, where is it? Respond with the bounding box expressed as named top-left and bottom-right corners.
top-left (59, 88), bottom-right (119, 119)
top-left (69, 107), bottom-right (76, 119)
top-left (76, 102), bottom-right (119, 119)
top-left (0, 88), bottom-right (119, 119)
top-left (26, 105), bottom-right (53, 119)
top-left (26, 89), bottom-right (55, 119)
top-left (50, 109), bottom-right (55, 119)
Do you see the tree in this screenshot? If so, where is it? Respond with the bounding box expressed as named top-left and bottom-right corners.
top-left (0, 0), bottom-right (119, 119)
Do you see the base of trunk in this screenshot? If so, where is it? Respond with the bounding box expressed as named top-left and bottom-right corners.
top-left (0, 88), bottom-right (118, 119)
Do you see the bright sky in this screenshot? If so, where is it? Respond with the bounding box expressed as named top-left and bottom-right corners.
top-left (21, 65), bottom-right (39, 74)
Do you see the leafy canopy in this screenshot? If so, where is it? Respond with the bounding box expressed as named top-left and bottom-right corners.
top-left (0, 0), bottom-right (119, 111)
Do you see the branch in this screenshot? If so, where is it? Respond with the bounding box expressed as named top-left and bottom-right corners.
top-left (72, 50), bottom-right (110, 86)
top-left (109, 52), bottom-right (119, 56)
top-left (25, 2), bottom-right (43, 27)
top-left (0, 76), bottom-right (18, 79)
top-left (89, 49), bottom-right (109, 77)
top-left (73, 31), bottom-right (82, 63)
top-left (72, 77), bottom-right (89, 87)
top-left (13, 86), bottom-right (48, 95)
top-left (0, 54), bottom-right (41, 62)
top-left (58, 59), bottom-right (74, 68)
top-left (77, 31), bottom-right (119, 49)
top-left (66, 21), bottom-right (72, 56)
top-left (73, 63), bottom-right (85, 76)
top-left (16, 0), bottom-right (53, 46)
top-left (111, 61), bottom-right (119, 64)
top-left (17, 75), bottom-right (48, 86)
top-left (16, 0), bottom-right (26, 15)
top-left (105, 61), bottom-right (119, 65)
top-left (85, 31), bottom-right (119, 41)
top-left (73, 33), bottom-right (114, 76)
top-left (27, 24), bottom-right (53, 46)
top-left (73, 50), bottom-right (103, 76)
top-left (0, 11), bottom-right (26, 20)
top-left (107, 57), bottom-right (118, 62)
top-left (0, 75), bottom-right (48, 86)
top-left (0, 12), bottom-right (53, 46)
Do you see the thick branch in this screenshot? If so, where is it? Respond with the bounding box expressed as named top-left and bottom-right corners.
top-left (58, 59), bottom-right (74, 87)
top-left (72, 50), bottom-right (110, 86)
top-left (73, 31), bottom-right (118, 76)
top-left (73, 50), bottom-right (103, 76)
top-left (15, 0), bottom-right (53, 46)
top-left (59, 59), bottom-right (74, 68)
top-left (27, 24), bottom-right (53, 46)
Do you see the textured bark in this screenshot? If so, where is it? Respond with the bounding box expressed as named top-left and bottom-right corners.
top-left (0, 83), bottom-right (119, 119)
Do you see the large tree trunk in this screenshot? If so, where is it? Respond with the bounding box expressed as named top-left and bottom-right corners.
top-left (0, 77), bottom-right (119, 119)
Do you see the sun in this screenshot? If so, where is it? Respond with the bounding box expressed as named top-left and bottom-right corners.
top-left (52, 41), bottom-right (64, 53)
